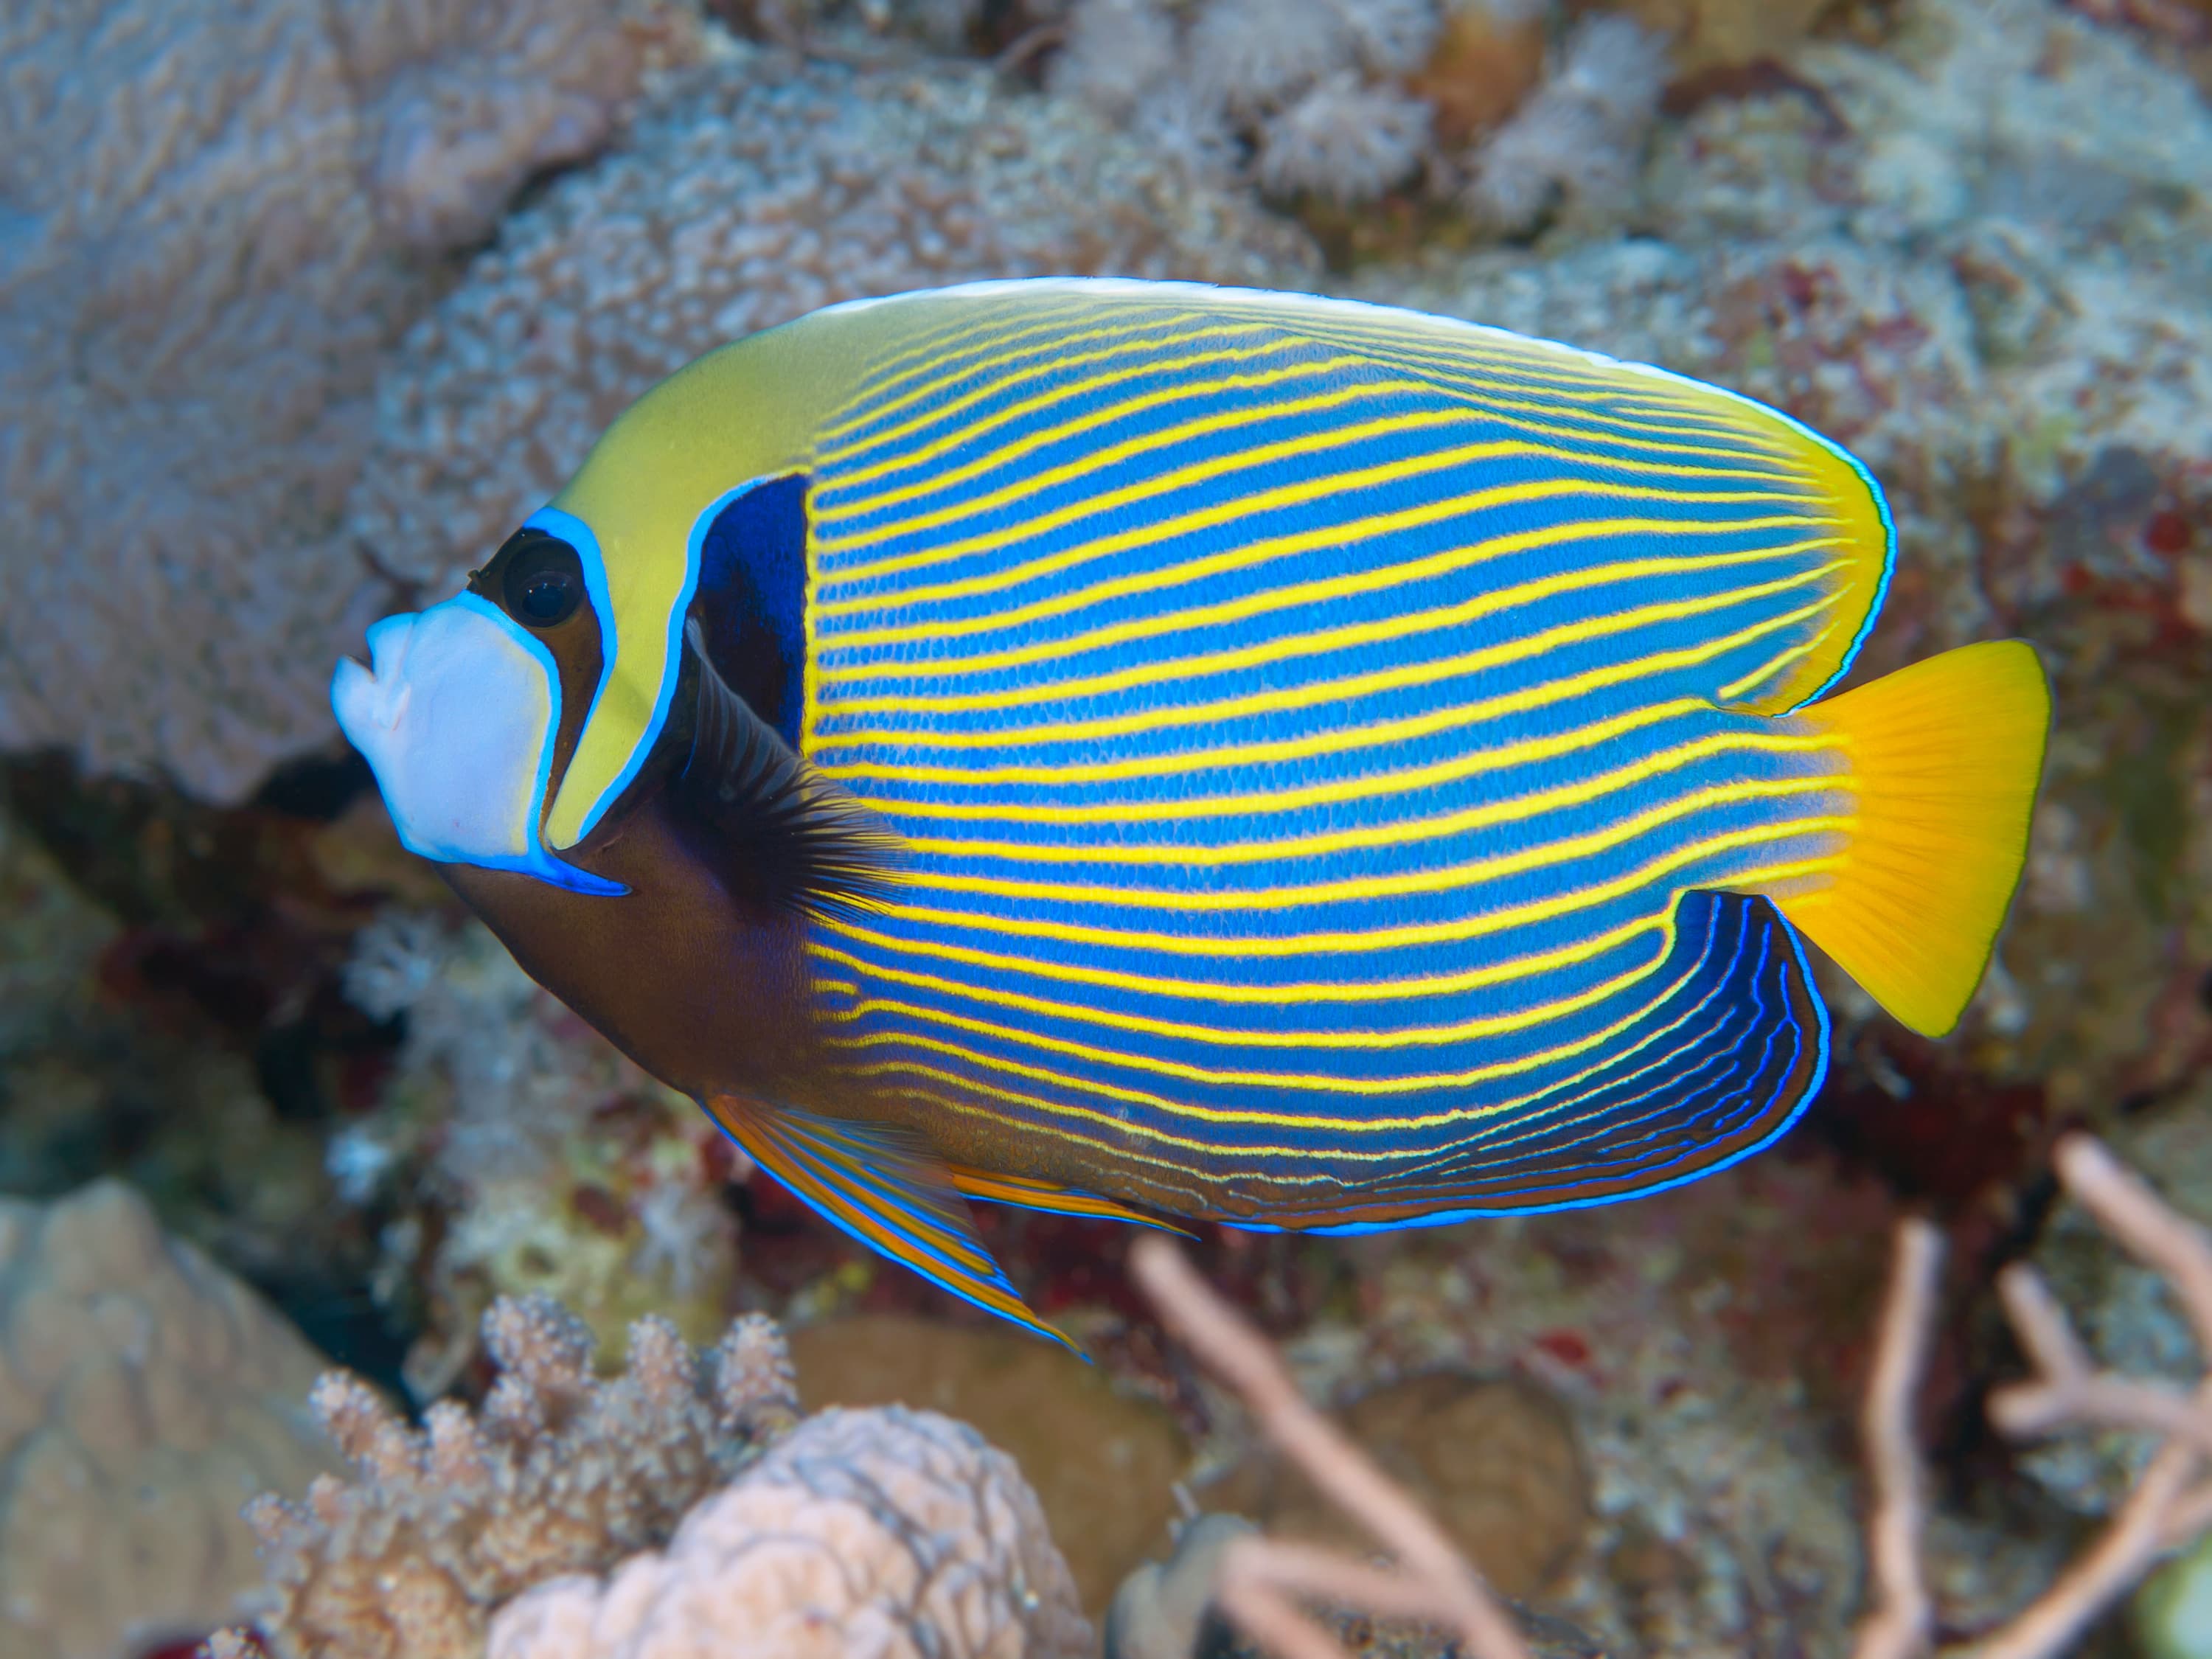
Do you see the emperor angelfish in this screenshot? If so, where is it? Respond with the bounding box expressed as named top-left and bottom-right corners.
top-left (333, 279), bottom-right (2051, 1349)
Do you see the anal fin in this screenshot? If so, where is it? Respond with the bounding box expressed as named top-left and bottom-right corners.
top-left (947, 1165), bottom-right (1194, 1235)
top-left (702, 1095), bottom-right (1079, 1354)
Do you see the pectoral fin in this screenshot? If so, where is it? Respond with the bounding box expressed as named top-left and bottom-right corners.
top-left (702, 1095), bottom-right (1078, 1353)
top-left (678, 618), bottom-right (902, 917)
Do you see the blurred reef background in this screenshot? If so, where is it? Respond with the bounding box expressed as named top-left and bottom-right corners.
top-left (3, 0), bottom-right (2212, 1654)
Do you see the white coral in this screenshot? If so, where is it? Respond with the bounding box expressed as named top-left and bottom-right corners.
top-left (1188, 0), bottom-right (1352, 112)
top-left (485, 1407), bottom-right (1091, 1659)
top-left (1256, 70), bottom-right (1433, 202)
top-left (1466, 12), bottom-right (1666, 233)
top-left (1048, 0), bottom-right (1179, 119)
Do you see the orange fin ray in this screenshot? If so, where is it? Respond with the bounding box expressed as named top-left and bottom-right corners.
top-left (702, 1096), bottom-right (1079, 1354)
top-left (945, 1165), bottom-right (1194, 1235)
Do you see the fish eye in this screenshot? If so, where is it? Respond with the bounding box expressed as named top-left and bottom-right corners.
top-left (501, 535), bottom-right (585, 628)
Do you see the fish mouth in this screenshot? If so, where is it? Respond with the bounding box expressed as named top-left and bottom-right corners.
top-left (330, 612), bottom-right (419, 739)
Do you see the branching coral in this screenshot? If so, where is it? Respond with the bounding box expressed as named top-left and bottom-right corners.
top-left (0, 0), bottom-right (698, 801)
top-left (226, 1297), bottom-right (1088, 1659)
top-left (1855, 1138), bottom-right (2212, 1658)
top-left (237, 1295), bottom-right (800, 1659)
top-left (1123, 1135), bottom-right (2212, 1659)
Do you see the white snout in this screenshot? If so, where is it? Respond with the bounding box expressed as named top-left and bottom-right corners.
top-left (332, 594), bottom-right (619, 894)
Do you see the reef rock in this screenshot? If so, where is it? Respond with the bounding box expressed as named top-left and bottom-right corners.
top-left (0, 1180), bottom-right (338, 1659)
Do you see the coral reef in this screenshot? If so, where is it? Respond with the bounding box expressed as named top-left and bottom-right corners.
top-left (345, 38), bottom-right (1315, 603)
top-left (1045, 0), bottom-right (1680, 222)
top-left (788, 1313), bottom-right (1189, 1610)
top-left (0, 1180), bottom-right (339, 1659)
top-left (334, 912), bottom-right (742, 1394)
top-left (0, 0), bottom-right (700, 802)
top-left (1121, 1141), bottom-right (2212, 1659)
top-left (1464, 13), bottom-right (1668, 232)
top-left (1354, 0), bottom-right (2212, 1110)
top-left (232, 1295), bottom-right (1089, 1659)
top-left (484, 1407), bottom-right (1091, 1659)
top-left (240, 1294), bottom-right (799, 1658)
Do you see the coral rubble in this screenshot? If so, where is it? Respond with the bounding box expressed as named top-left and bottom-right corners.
top-left (0, 1181), bottom-right (339, 1659)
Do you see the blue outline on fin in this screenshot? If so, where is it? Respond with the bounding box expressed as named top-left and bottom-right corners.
top-left (1223, 902), bottom-right (1831, 1237)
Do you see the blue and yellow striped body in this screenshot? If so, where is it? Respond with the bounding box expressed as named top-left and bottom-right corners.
top-left (763, 282), bottom-right (1884, 1228)
top-left (476, 280), bottom-right (2046, 1343)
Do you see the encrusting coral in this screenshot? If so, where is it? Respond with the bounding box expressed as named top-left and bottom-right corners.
top-left (0, 0), bottom-right (699, 802)
top-left (226, 1295), bottom-right (1090, 1659)
top-left (0, 1180), bottom-right (339, 1659)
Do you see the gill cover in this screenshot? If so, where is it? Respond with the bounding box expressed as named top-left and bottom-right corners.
top-left (532, 309), bottom-right (894, 852)
top-left (330, 594), bottom-right (620, 894)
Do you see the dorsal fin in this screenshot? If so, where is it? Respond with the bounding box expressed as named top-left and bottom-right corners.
top-left (676, 618), bottom-right (900, 916)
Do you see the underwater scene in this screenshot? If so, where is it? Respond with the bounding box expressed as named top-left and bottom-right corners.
top-left (4, 0), bottom-right (2212, 1655)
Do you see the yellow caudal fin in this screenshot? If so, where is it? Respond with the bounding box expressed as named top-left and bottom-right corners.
top-left (1775, 641), bottom-right (2051, 1037)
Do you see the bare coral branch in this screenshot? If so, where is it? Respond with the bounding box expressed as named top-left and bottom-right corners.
top-left (1129, 1235), bottom-right (1533, 1659)
top-left (1846, 1133), bottom-right (2212, 1659)
top-left (1851, 1217), bottom-right (1944, 1659)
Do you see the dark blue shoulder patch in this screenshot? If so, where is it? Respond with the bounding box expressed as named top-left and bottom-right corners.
top-left (693, 475), bottom-right (809, 748)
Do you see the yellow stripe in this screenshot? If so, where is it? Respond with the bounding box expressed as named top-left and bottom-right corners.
top-left (823, 326), bottom-right (1296, 475)
top-left (841, 905), bottom-right (1764, 1161)
top-left (1715, 619), bottom-right (1846, 704)
top-left (820, 565), bottom-right (1843, 787)
top-left (831, 906), bottom-right (1737, 1113)
top-left (817, 515), bottom-right (1837, 687)
top-left (815, 579), bottom-right (1830, 738)
top-left (815, 925), bottom-right (1672, 1049)
top-left (821, 456), bottom-right (1826, 646)
top-left (827, 609), bottom-right (1833, 826)
top-left (813, 546), bottom-right (1837, 759)
top-left (814, 906), bottom-right (1669, 1007)
top-left (905, 776), bottom-right (1846, 911)
top-left (815, 381), bottom-right (1812, 571)
top-left (889, 728), bottom-right (1837, 866)
top-left (1275, 313), bottom-right (1796, 455)
top-left (818, 311), bottom-right (1253, 445)
top-left (850, 834), bottom-right (1844, 959)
